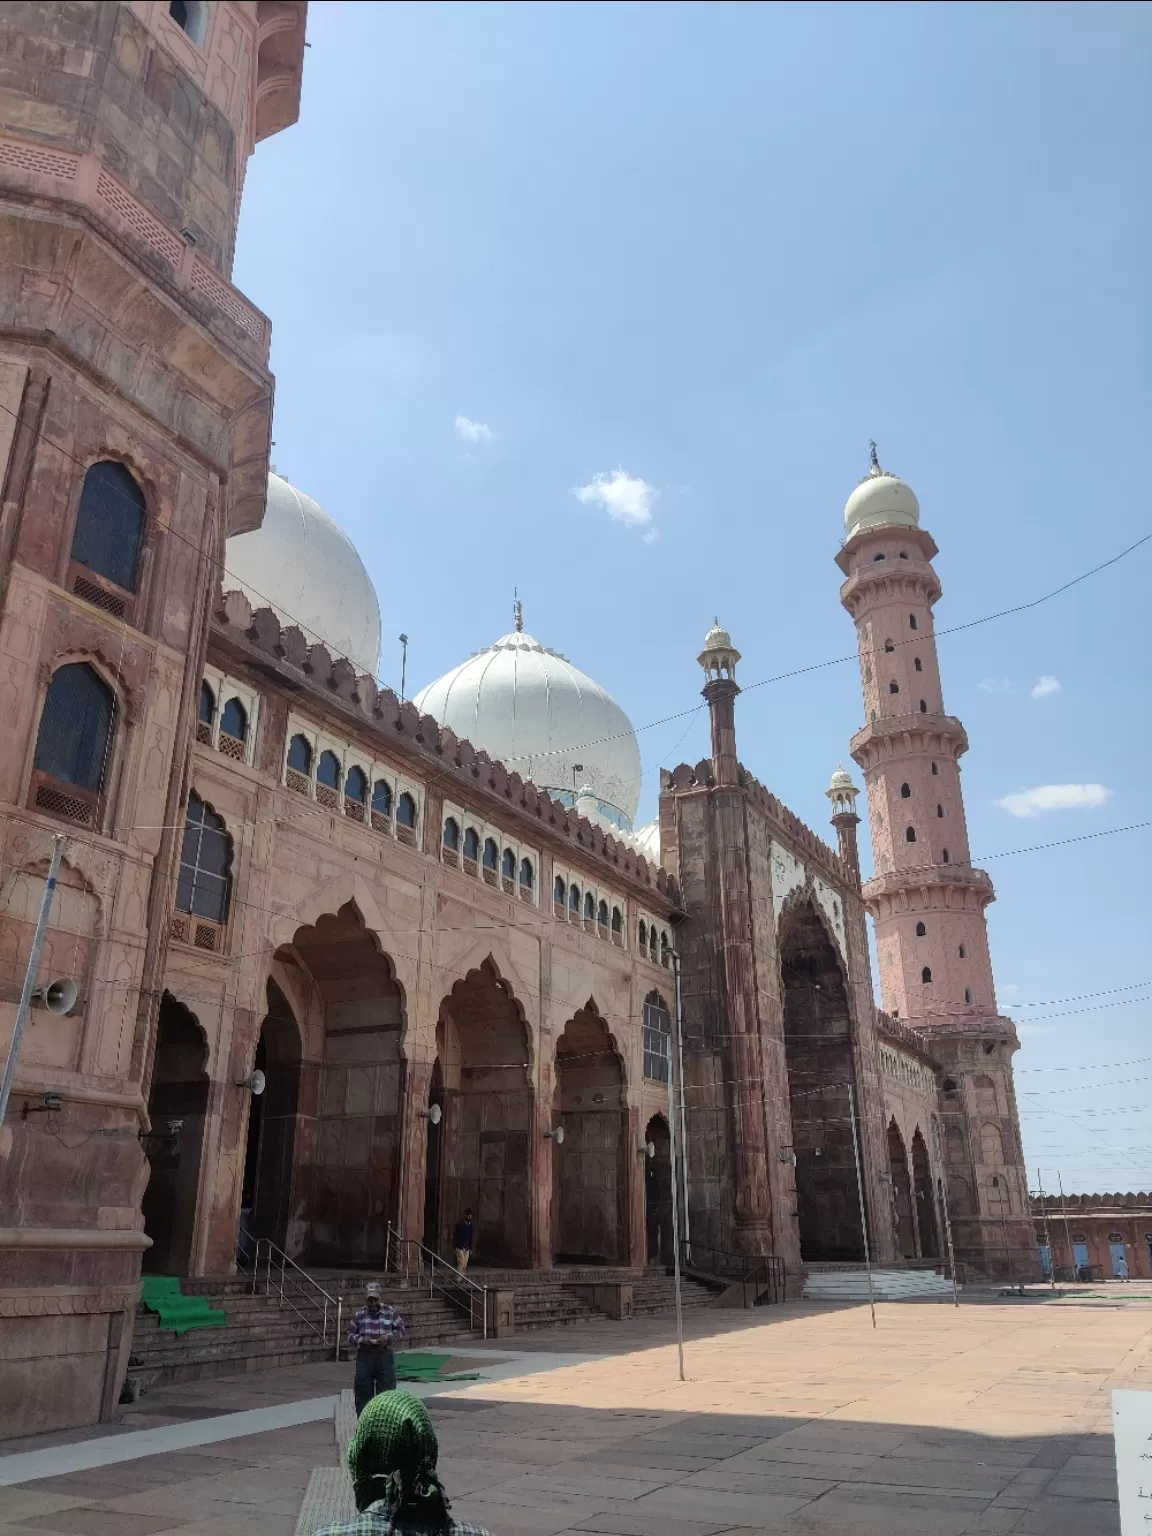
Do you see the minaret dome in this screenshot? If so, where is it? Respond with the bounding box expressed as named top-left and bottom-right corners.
top-left (844, 442), bottom-right (921, 541)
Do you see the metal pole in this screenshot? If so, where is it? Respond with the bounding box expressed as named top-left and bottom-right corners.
top-left (1057, 1171), bottom-right (1076, 1282)
top-left (666, 976), bottom-right (686, 1382)
top-left (1036, 1170), bottom-right (1057, 1290)
top-left (672, 951), bottom-right (691, 1262)
top-left (336, 1297), bottom-right (343, 1362)
top-left (929, 1119), bottom-right (960, 1307)
top-left (847, 1081), bottom-right (877, 1330)
top-left (0, 834), bottom-right (65, 1131)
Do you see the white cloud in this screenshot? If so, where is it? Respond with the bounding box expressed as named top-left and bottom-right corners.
top-left (455, 414), bottom-right (491, 443)
top-left (1031, 675), bottom-right (1062, 700)
top-left (996, 783), bottom-right (1112, 819)
top-left (573, 467), bottom-right (657, 530)
top-left (979, 677), bottom-right (1014, 695)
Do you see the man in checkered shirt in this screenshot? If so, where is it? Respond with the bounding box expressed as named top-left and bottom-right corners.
top-left (348, 1281), bottom-right (406, 1414)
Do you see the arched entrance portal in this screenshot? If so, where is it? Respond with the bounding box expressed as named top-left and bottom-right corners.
top-left (779, 901), bottom-right (864, 1261)
top-left (247, 903), bottom-right (405, 1265)
top-left (911, 1127), bottom-right (939, 1258)
top-left (553, 1004), bottom-right (627, 1264)
top-left (142, 994), bottom-right (208, 1274)
top-left (887, 1120), bottom-right (917, 1258)
top-left (645, 1114), bottom-right (673, 1265)
top-left (436, 962), bottom-right (533, 1267)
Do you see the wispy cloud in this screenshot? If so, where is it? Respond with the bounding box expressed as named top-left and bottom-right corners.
top-left (573, 468), bottom-right (657, 533)
top-left (979, 678), bottom-right (1014, 695)
top-left (1031, 675), bottom-right (1062, 700)
top-left (455, 414), bottom-right (491, 444)
top-left (996, 783), bottom-right (1111, 819)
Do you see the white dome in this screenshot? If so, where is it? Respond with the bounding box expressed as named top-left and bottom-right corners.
top-left (632, 819), bottom-right (661, 863)
top-left (413, 625), bottom-right (642, 830)
top-left (828, 762), bottom-right (856, 792)
top-left (844, 463), bottom-right (920, 541)
top-left (224, 472), bottom-right (382, 677)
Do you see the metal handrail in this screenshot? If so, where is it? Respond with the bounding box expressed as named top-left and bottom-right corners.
top-left (248, 1232), bottom-right (344, 1354)
top-left (680, 1239), bottom-right (787, 1306)
top-left (385, 1222), bottom-right (488, 1340)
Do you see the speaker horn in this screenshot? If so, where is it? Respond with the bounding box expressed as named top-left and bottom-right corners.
top-left (34, 979), bottom-right (77, 1016)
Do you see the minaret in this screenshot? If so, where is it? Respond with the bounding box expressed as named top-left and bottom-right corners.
top-left (826, 764), bottom-right (862, 886)
top-left (836, 445), bottom-right (1036, 1279)
top-left (698, 620), bottom-right (741, 787)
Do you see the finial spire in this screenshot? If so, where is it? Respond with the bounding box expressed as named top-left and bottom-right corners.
top-left (513, 588), bottom-right (523, 633)
top-left (869, 439), bottom-right (880, 473)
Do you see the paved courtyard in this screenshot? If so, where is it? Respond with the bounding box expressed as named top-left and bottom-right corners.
top-left (1, 1294), bottom-right (1148, 1535)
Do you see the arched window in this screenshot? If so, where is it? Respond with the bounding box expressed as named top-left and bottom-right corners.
top-left (959, 944), bottom-right (968, 959)
top-left (915, 921), bottom-right (926, 936)
top-left (873, 552), bottom-right (886, 562)
top-left (570, 883), bottom-right (581, 919)
top-left (176, 793), bottom-right (232, 926)
top-left (611, 906), bottom-right (622, 944)
top-left (519, 858), bottom-right (534, 894)
top-left (584, 891), bottom-right (596, 921)
top-left (317, 750), bottom-right (342, 791)
top-left (220, 697), bottom-right (247, 742)
top-left (168, 0), bottom-right (208, 46)
top-left (921, 967), bottom-right (933, 984)
top-left (598, 898), bottom-right (609, 930)
top-left (942, 1077), bottom-right (958, 1094)
top-left (199, 681), bottom-right (216, 725)
top-left (32, 663), bottom-right (116, 818)
top-left (905, 826), bottom-right (916, 842)
top-left (914, 657), bottom-right (923, 671)
top-left (937, 804), bottom-right (945, 818)
top-left (483, 836), bottom-right (499, 870)
top-left (649, 927), bottom-right (659, 961)
top-left (900, 782), bottom-right (911, 798)
top-left (942, 848), bottom-right (951, 863)
top-left (643, 993), bottom-right (672, 1082)
top-left (661, 931), bottom-right (671, 967)
top-left (464, 826), bottom-right (480, 861)
top-left (554, 875), bottom-right (566, 909)
top-left (638, 919), bottom-right (648, 951)
top-left (502, 848), bottom-right (516, 880)
top-left (899, 550), bottom-right (908, 559)
top-left (884, 640), bottom-right (895, 652)
top-left (372, 780), bottom-right (393, 823)
top-left (287, 734), bottom-right (312, 774)
top-left (71, 461), bottom-right (146, 594)
top-left (889, 681), bottom-right (899, 694)
top-left (931, 761), bottom-right (940, 775)
top-left (443, 817), bottom-right (460, 851)
top-left (965, 987), bottom-right (975, 1004)
top-left (396, 792), bottom-right (417, 827)
top-left (919, 699), bottom-right (928, 713)
top-left (909, 614), bottom-right (918, 630)
top-left (345, 766), bottom-right (367, 804)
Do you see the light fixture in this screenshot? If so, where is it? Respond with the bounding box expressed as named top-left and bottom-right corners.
top-left (638, 1140), bottom-right (655, 1159)
top-left (236, 1069), bottom-right (266, 1096)
top-left (425, 1103), bottom-right (442, 1126)
top-left (544, 1126), bottom-right (565, 1145)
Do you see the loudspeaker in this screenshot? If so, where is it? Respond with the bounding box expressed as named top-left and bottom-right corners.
top-left (35, 978), bottom-right (77, 1015)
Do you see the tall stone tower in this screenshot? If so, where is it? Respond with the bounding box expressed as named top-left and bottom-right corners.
top-left (0, 2), bottom-right (306, 1435)
top-left (836, 447), bottom-right (1036, 1279)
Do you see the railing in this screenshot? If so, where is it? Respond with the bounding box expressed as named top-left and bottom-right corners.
top-left (680, 1239), bottom-right (787, 1307)
top-left (247, 1233), bottom-right (344, 1355)
top-left (385, 1222), bottom-right (487, 1339)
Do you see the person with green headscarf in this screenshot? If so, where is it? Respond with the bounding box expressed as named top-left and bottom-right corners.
top-left (311, 1390), bottom-right (494, 1535)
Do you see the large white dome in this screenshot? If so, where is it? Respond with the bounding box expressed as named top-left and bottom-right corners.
top-left (844, 459), bottom-right (920, 541)
top-left (413, 623), bottom-right (642, 830)
top-left (224, 472), bottom-right (382, 677)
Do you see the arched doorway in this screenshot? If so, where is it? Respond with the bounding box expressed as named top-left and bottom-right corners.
top-left (553, 1003), bottom-right (627, 1264)
top-left (142, 994), bottom-right (208, 1275)
top-left (436, 962), bottom-right (533, 1267)
top-left (645, 1114), bottom-right (673, 1265)
top-left (779, 901), bottom-right (864, 1260)
top-left (911, 1127), bottom-right (939, 1258)
top-left (887, 1120), bottom-right (917, 1258)
top-left (242, 978), bottom-right (302, 1255)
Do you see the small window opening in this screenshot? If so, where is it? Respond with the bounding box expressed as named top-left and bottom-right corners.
top-left (638, 918), bottom-right (648, 948)
top-left (199, 681), bottom-right (216, 725)
top-left (914, 657), bottom-right (923, 671)
top-left (899, 550), bottom-right (909, 559)
top-left (316, 750), bottom-right (341, 791)
top-left (931, 761), bottom-right (940, 775)
top-left (937, 804), bottom-right (945, 818)
top-left (909, 614), bottom-right (918, 630)
top-left (570, 884), bottom-right (581, 912)
top-left (396, 791), bottom-right (417, 828)
top-left (220, 697), bottom-right (247, 741)
top-left (519, 858), bottom-right (533, 890)
top-left (483, 837), bottom-right (499, 869)
top-left (345, 766), bottom-right (367, 803)
top-left (905, 826), bottom-right (916, 842)
top-left (900, 782), bottom-right (911, 798)
top-left (443, 817), bottom-right (460, 851)
top-left (287, 734), bottom-right (312, 774)
top-left (598, 898), bottom-right (609, 926)
top-left (942, 1077), bottom-right (958, 1093)
top-left (915, 921), bottom-right (926, 936)
top-left (919, 699), bottom-right (928, 713)
top-left (502, 847), bottom-right (516, 879)
top-left (959, 944), bottom-right (968, 959)
top-left (584, 892), bottom-right (596, 919)
top-left (965, 987), bottom-right (975, 1004)
top-left (873, 552), bottom-right (886, 562)
top-left (942, 848), bottom-right (951, 863)
top-left (921, 967), bottom-right (932, 984)
top-left (889, 681), bottom-right (899, 694)
top-left (884, 640), bottom-right (895, 653)
top-left (372, 780), bottom-right (393, 818)
top-left (554, 875), bottom-right (566, 904)
top-left (611, 906), bottom-right (622, 933)
top-left (463, 826), bottom-right (479, 859)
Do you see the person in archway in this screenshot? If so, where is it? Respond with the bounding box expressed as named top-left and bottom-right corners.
top-left (452, 1209), bottom-right (475, 1273)
top-left (348, 1282), bottom-right (406, 1415)
top-left (312, 1390), bottom-right (493, 1535)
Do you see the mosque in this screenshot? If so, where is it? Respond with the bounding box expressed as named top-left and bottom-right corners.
top-left (0, 1), bottom-right (1035, 1438)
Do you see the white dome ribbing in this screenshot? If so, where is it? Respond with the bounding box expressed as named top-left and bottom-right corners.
top-left (844, 445), bottom-right (920, 541)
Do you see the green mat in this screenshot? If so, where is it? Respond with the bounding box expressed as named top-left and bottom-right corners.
top-left (141, 1275), bottom-right (226, 1335)
top-left (395, 1350), bottom-right (480, 1383)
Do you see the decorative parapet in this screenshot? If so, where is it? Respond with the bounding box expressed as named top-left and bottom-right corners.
top-left (660, 759), bottom-right (850, 889)
top-left (1031, 1191), bottom-right (1152, 1213)
top-left (212, 590), bottom-right (681, 910)
top-left (875, 1009), bottom-right (941, 1068)
top-left (0, 133), bottom-right (271, 360)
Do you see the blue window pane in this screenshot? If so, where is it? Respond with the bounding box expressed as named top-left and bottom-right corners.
top-left (71, 461), bottom-right (146, 591)
top-left (34, 664), bottom-right (115, 792)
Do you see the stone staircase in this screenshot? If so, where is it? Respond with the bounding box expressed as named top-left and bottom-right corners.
top-left (802, 1265), bottom-right (958, 1302)
top-left (632, 1272), bottom-right (724, 1315)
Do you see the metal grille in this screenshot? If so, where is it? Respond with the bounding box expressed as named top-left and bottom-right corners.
top-left (170, 913), bottom-right (189, 943)
top-left (195, 720), bottom-right (212, 745)
top-left (502, 876), bottom-right (514, 895)
top-left (344, 799), bottom-right (365, 822)
top-left (193, 920), bottom-right (221, 952)
top-left (463, 857), bottom-right (479, 878)
top-left (315, 783), bottom-right (340, 809)
top-left (72, 571), bottom-right (128, 618)
top-left (483, 866), bottom-right (497, 886)
top-left (519, 884), bottom-right (533, 903)
top-left (218, 731), bottom-right (245, 761)
top-left (371, 810), bottom-right (391, 833)
top-left (554, 900), bottom-right (565, 919)
top-left (597, 921), bottom-right (609, 941)
top-left (396, 823), bottom-right (416, 847)
top-left (443, 847), bottom-right (459, 868)
top-left (286, 767), bottom-right (310, 795)
top-left (34, 781), bottom-right (95, 825)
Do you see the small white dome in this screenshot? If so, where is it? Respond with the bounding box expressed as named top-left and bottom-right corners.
top-left (844, 458), bottom-right (920, 541)
top-left (829, 762), bottom-right (856, 792)
top-left (224, 473), bottom-right (382, 676)
top-left (632, 819), bottom-right (661, 863)
top-left (413, 625), bottom-right (642, 830)
top-left (702, 619), bottom-right (733, 652)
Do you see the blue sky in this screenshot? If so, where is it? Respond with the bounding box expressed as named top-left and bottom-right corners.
top-left (233, 2), bottom-right (1151, 1194)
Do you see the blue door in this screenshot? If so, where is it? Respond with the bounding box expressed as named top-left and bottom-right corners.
top-left (1073, 1241), bottom-right (1090, 1277)
top-left (1039, 1242), bottom-right (1051, 1277)
top-left (1110, 1242), bottom-right (1127, 1277)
